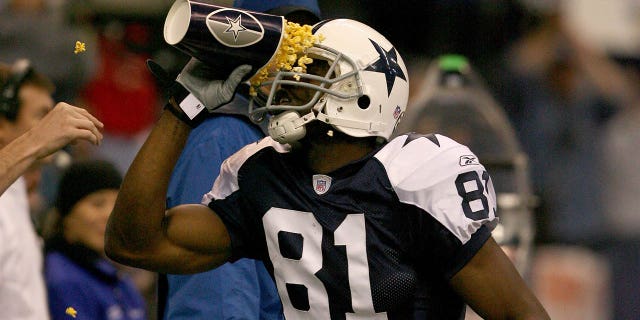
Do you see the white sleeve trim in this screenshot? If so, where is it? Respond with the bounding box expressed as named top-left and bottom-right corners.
top-left (201, 137), bottom-right (290, 205)
top-left (376, 134), bottom-right (498, 244)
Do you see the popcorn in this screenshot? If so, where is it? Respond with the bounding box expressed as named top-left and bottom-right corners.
top-left (65, 307), bottom-right (77, 318)
top-left (74, 41), bottom-right (86, 54)
top-left (249, 21), bottom-right (322, 96)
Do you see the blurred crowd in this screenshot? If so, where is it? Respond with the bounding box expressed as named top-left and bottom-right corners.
top-left (1, 0), bottom-right (639, 319)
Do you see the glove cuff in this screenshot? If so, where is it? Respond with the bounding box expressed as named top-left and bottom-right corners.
top-left (164, 81), bottom-right (208, 127)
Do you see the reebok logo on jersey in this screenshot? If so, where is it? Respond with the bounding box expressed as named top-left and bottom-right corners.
top-left (312, 174), bottom-right (332, 195)
top-left (207, 9), bottom-right (264, 47)
top-left (459, 155), bottom-right (479, 166)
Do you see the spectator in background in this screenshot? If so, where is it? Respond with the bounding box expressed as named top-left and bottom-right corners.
top-left (496, 6), bottom-right (637, 246)
top-left (44, 159), bottom-right (146, 320)
top-left (0, 59), bottom-right (103, 320)
top-left (600, 100), bottom-right (640, 320)
top-left (157, 1), bottom-right (322, 319)
top-left (495, 4), bottom-right (640, 319)
top-left (79, 19), bottom-right (161, 174)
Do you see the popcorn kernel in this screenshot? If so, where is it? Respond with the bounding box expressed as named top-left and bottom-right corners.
top-left (74, 41), bottom-right (86, 54)
top-left (65, 307), bottom-right (77, 318)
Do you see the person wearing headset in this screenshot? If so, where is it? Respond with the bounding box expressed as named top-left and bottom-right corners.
top-left (0, 59), bottom-right (103, 320)
top-left (0, 59), bottom-right (103, 195)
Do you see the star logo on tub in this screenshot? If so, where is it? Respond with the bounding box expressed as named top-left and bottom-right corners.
top-left (225, 15), bottom-right (247, 41)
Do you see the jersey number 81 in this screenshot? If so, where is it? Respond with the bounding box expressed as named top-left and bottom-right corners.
top-left (263, 208), bottom-right (388, 319)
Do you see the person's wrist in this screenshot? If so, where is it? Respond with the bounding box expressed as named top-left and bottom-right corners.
top-left (164, 81), bottom-right (208, 127)
top-left (16, 128), bottom-right (48, 160)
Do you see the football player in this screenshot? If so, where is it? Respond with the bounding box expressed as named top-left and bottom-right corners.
top-left (105, 18), bottom-right (549, 319)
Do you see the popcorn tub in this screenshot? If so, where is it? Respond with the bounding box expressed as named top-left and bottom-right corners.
top-left (163, 0), bottom-right (319, 85)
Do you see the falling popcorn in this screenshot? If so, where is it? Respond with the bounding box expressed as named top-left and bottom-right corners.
top-left (65, 307), bottom-right (77, 318)
top-left (74, 41), bottom-right (86, 54)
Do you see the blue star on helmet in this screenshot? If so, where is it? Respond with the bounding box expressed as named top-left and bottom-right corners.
top-left (365, 39), bottom-right (407, 96)
top-left (225, 15), bottom-right (247, 41)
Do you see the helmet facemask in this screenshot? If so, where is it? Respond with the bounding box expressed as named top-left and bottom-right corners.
top-left (248, 44), bottom-right (363, 145)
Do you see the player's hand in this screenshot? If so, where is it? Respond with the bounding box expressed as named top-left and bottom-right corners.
top-left (26, 102), bottom-right (103, 159)
top-left (176, 58), bottom-right (252, 111)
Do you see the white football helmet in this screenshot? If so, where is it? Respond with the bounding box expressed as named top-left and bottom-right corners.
top-left (248, 19), bottom-right (410, 144)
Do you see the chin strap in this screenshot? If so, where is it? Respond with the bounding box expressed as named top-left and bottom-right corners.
top-left (268, 97), bottom-right (387, 143)
top-left (315, 113), bottom-right (385, 133)
top-left (312, 100), bottom-right (385, 134)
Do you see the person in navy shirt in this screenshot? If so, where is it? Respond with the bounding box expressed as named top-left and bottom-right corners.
top-left (106, 15), bottom-right (549, 319)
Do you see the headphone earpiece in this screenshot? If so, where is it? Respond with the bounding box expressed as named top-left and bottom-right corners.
top-left (0, 59), bottom-right (34, 121)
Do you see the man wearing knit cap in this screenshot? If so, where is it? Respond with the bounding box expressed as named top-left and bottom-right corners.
top-left (53, 160), bottom-right (122, 216)
top-left (158, 1), bottom-right (321, 319)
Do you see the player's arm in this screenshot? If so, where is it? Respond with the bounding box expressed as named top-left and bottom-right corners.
top-left (104, 108), bottom-right (232, 274)
top-left (0, 103), bottom-right (102, 195)
top-left (105, 62), bottom-right (252, 274)
top-left (450, 237), bottom-right (550, 320)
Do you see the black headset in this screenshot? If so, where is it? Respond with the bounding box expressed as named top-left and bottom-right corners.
top-left (0, 59), bottom-right (34, 121)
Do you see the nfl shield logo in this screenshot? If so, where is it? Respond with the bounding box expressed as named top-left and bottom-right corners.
top-left (312, 174), bottom-right (332, 195)
top-left (393, 106), bottom-right (402, 119)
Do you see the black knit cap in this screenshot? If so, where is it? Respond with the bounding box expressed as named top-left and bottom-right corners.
top-left (55, 159), bottom-right (122, 216)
